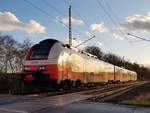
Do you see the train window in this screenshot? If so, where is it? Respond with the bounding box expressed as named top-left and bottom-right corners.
top-left (30, 43), bottom-right (53, 59)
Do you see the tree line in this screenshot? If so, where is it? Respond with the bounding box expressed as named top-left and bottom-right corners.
top-left (85, 46), bottom-right (150, 80)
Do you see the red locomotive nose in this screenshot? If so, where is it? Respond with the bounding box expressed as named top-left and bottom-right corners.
top-left (23, 65), bottom-right (40, 71)
top-left (25, 75), bottom-right (33, 81)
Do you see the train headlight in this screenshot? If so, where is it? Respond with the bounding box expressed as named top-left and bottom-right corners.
top-left (24, 66), bottom-right (29, 70)
top-left (39, 65), bottom-right (45, 70)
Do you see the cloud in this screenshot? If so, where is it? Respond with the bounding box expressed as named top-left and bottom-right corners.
top-left (90, 22), bottom-right (108, 33)
top-left (0, 12), bottom-right (46, 34)
top-left (112, 32), bottom-right (124, 40)
top-left (89, 22), bottom-right (126, 40)
top-left (95, 41), bottom-right (103, 47)
top-left (89, 22), bottom-right (124, 40)
top-left (59, 16), bottom-right (84, 26)
top-left (119, 12), bottom-right (150, 33)
top-left (109, 12), bottom-right (150, 40)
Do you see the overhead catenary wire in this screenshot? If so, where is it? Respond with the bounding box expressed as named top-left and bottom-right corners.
top-left (102, 0), bottom-right (120, 22)
top-left (63, 0), bottom-right (91, 27)
top-left (23, 0), bottom-right (67, 27)
top-left (128, 40), bottom-right (144, 43)
top-left (23, 0), bottom-right (84, 38)
top-left (24, 0), bottom-right (96, 48)
top-left (43, 0), bottom-right (95, 37)
top-left (95, 0), bottom-right (128, 48)
top-left (75, 35), bottom-right (95, 48)
top-left (24, 0), bottom-right (56, 20)
top-left (42, 0), bottom-right (63, 15)
top-left (127, 33), bottom-right (150, 43)
top-left (97, 0), bottom-right (142, 45)
top-left (96, 0), bottom-right (140, 44)
top-left (62, 0), bottom-right (95, 37)
top-left (62, 0), bottom-right (97, 48)
top-left (96, 0), bottom-right (142, 62)
top-left (96, 0), bottom-right (117, 28)
top-left (96, 0), bottom-right (128, 38)
top-left (101, 0), bottom-right (129, 39)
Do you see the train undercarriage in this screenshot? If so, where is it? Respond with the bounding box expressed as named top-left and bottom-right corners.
top-left (19, 71), bottom-right (130, 94)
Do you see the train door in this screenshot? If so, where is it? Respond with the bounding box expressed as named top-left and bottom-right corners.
top-left (83, 72), bottom-right (89, 83)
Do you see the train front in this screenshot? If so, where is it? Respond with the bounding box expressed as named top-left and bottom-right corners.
top-left (22, 39), bottom-right (60, 83)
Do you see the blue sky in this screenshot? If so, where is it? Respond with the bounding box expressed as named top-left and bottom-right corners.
top-left (0, 0), bottom-right (150, 65)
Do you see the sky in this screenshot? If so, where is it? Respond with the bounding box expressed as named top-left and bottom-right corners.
top-left (0, 0), bottom-right (150, 65)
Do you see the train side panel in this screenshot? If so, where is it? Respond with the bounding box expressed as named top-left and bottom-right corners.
top-left (23, 39), bottom-right (137, 85)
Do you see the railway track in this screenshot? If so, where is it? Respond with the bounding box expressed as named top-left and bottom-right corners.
top-left (31, 82), bottom-right (137, 96)
top-left (85, 81), bottom-right (146, 102)
top-left (16, 81), bottom-right (145, 98)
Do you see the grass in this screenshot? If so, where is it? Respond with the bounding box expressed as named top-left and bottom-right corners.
top-left (120, 93), bottom-right (150, 107)
top-left (104, 82), bottom-right (150, 107)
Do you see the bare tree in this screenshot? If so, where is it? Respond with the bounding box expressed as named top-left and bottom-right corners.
top-left (85, 46), bottom-right (104, 60)
top-left (14, 39), bottom-right (32, 72)
top-left (0, 35), bottom-right (18, 73)
top-left (0, 34), bottom-right (31, 73)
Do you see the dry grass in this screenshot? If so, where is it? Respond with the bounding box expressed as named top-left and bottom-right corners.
top-left (120, 93), bottom-right (150, 107)
top-left (121, 100), bottom-right (150, 107)
top-left (102, 82), bottom-right (150, 107)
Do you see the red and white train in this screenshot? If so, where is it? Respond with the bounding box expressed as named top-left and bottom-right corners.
top-left (22, 39), bottom-right (137, 88)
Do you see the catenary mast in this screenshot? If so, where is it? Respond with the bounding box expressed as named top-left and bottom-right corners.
top-left (69, 4), bottom-right (72, 46)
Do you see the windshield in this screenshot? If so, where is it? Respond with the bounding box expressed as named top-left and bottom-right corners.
top-left (30, 43), bottom-right (53, 59)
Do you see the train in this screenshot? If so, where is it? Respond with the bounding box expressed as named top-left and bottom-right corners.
top-left (22, 39), bottom-right (137, 89)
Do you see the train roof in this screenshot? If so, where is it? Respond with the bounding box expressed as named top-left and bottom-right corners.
top-left (39, 39), bottom-right (59, 44)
